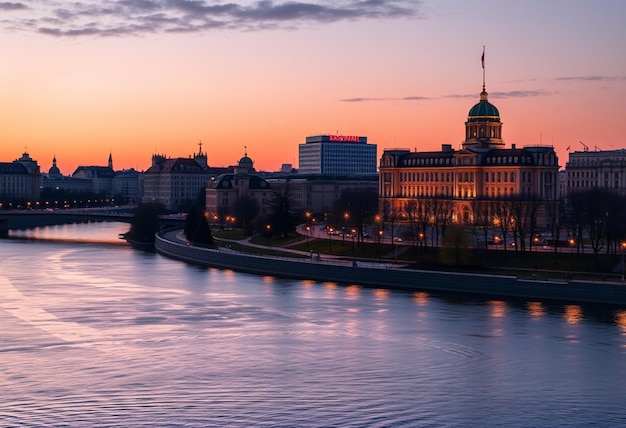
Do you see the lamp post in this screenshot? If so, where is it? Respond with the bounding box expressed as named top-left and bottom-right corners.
top-left (351, 228), bottom-right (356, 252)
top-left (378, 229), bottom-right (384, 260)
top-left (621, 241), bottom-right (626, 282)
top-left (266, 224), bottom-right (271, 248)
top-left (305, 211), bottom-right (311, 236)
top-left (305, 225), bottom-right (311, 251)
top-left (328, 227), bottom-right (333, 252)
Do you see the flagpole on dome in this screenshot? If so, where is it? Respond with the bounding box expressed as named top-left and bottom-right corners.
top-left (481, 46), bottom-right (486, 92)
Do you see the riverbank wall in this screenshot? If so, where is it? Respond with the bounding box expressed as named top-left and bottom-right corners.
top-left (155, 233), bottom-right (626, 306)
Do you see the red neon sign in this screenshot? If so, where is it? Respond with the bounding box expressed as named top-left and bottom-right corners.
top-left (329, 135), bottom-right (360, 142)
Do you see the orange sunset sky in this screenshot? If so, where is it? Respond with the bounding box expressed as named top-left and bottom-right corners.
top-left (1, 0), bottom-right (625, 175)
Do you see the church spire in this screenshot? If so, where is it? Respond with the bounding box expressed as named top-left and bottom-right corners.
top-left (108, 152), bottom-right (113, 170)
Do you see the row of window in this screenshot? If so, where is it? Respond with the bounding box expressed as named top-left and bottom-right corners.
top-left (568, 171), bottom-right (622, 179)
top-left (568, 180), bottom-right (622, 189)
top-left (397, 170), bottom-right (545, 185)
top-left (396, 184), bottom-right (534, 199)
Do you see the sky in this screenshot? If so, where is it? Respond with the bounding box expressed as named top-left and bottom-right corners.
top-left (1, 0), bottom-right (625, 175)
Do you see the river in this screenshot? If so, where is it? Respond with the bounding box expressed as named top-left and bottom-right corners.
top-left (2, 222), bottom-right (626, 427)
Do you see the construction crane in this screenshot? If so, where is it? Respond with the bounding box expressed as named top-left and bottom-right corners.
top-left (579, 141), bottom-right (589, 152)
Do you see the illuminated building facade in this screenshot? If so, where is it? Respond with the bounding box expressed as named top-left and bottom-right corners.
top-left (298, 135), bottom-right (377, 176)
top-left (379, 84), bottom-right (559, 227)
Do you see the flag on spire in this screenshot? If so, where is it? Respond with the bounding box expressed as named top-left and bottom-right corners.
top-left (481, 47), bottom-right (485, 69)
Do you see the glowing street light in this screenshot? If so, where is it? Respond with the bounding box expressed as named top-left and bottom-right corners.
top-left (621, 241), bottom-right (626, 282)
top-left (305, 225), bottom-right (311, 251)
top-left (328, 226), bottom-right (334, 252)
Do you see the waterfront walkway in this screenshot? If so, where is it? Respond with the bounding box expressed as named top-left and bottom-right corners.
top-left (162, 228), bottom-right (397, 269)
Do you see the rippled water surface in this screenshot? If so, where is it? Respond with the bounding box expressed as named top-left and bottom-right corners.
top-left (2, 222), bottom-right (626, 427)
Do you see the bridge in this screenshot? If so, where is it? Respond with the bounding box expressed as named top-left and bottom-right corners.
top-left (0, 208), bottom-right (185, 237)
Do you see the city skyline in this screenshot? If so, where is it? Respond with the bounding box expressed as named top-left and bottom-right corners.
top-left (1, 0), bottom-right (625, 175)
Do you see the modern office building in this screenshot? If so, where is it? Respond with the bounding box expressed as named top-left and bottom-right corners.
top-left (379, 82), bottom-right (559, 227)
top-left (298, 135), bottom-right (377, 176)
top-left (565, 148), bottom-right (626, 196)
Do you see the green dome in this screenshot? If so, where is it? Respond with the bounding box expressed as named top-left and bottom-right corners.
top-left (467, 89), bottom-right (500, 122)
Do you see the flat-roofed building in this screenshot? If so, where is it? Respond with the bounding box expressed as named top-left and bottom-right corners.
top-left (565, 148), bottom-right (626, 196)
top-left (299, 135), bottom-right (377, 176)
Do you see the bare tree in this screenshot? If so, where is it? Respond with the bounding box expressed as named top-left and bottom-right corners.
top-left (471, 199), bottom-right (493, 251)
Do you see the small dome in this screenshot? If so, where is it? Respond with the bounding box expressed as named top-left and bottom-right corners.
top-left (467, 89), bottom-right (500, 122)
top-left (48, 156), bottom-right (61, 176)
top-left (238, 155), bottom-right (253, 167)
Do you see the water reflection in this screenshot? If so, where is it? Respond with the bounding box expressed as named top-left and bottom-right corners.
top-left (615, 310), bottom-right (626, 332)
top-left (564, 304), bottom-right (584, 324)
top-left (373, 288), bottom-right (389, 300)
top-left (2, 223), bottom-right (626, 426)
top-left (488, 300), bottom-right (507, 318)
top-left (413, 291), bottom-right (429, 306)
top-left (527, 301), bottom-right (546, 317)
top-left (345, 284), bottom-right (361, 299)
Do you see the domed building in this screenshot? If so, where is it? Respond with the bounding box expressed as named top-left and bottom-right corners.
top-left (463, 85), bottom-right (504, 149)
top-left (48, 156), bottom-right (61, 177)
top-left (205, 149), bottom-right (272, 224)
top-left (379, 77), bottom-right (559, 245)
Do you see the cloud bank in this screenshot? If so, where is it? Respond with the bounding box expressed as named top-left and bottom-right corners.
top-left (0, 0), bottom-right (420, 36)
top-left (341, 90), bottom-right (551, 103)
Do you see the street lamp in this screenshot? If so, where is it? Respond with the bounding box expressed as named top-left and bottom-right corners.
top-left (351, 228), bottom-right (356, 251)
top-left (621, 241), bottom-right (626, 282)
top-left (305, 225), bottom-right (311, 251)
top-left (328, 227), bottom-right (334, 252)
top-left (378, 229), bottom-right (384, 260)
top-left (266, 224), bottom-right (271, 248)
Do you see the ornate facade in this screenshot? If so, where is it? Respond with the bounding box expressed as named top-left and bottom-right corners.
top-left (379, 84), bottom-right (559, 227)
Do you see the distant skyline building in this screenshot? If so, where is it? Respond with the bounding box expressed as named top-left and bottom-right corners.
top-left (0, 151), bottom-right (42, 203)
top-left (565, 148), bottom-right (626, 196)
top-left (143, 144), bottom-right (230, 210)
top-left (298, 135), bottom-right (377, 176)
top-left (43, 154), bottom-right (142, 203)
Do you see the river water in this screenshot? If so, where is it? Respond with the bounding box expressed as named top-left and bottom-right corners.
top-left (2, 222), bottom-right (626, 427)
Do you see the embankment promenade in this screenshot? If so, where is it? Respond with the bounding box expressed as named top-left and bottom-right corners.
top-left (155, 230), bottom-right (626, 306)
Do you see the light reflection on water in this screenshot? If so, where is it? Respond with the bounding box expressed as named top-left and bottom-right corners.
top-left (1, 222), bottom-right (626, 427)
